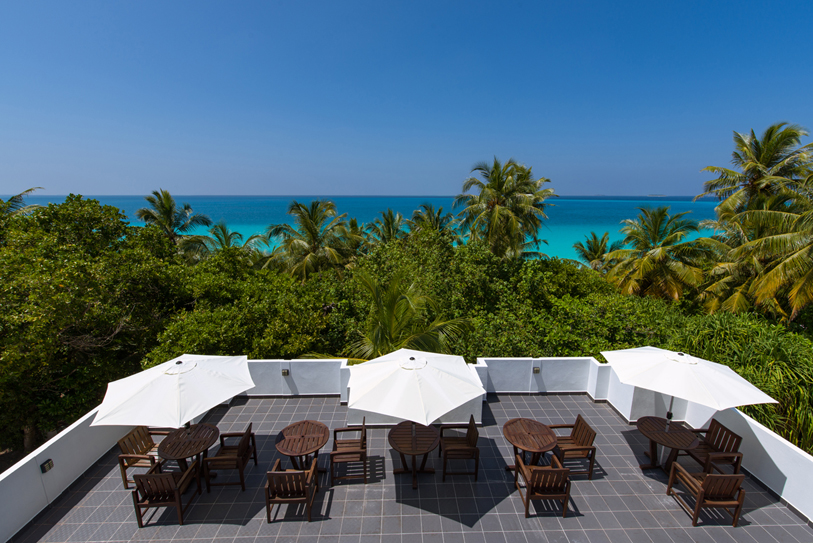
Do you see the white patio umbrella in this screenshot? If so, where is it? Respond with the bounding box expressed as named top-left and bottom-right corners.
top-left (348, 348), bottom-right (486, 426)
top-left (91, 354), bottom-right (254, 427)
top-left (601, 346), bottom-right (776, 423)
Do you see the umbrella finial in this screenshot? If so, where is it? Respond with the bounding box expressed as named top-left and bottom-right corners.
top-left (176, 360), bottom-right (183, 365)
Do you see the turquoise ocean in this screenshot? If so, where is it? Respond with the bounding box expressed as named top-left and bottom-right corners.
top-left (21, 195), bottom-right (718, 260)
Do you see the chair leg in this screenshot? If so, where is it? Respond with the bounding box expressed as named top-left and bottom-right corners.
top-left (175, 491), bottom-right (184, 525)
top-left (587, 450), bottom-right (595, 480)
top-left (474, 450), bottom-right (479, 482)
top-left (132, 492), bottom-right (144, 528)
top-left (239, 466), bottom-right (246, 491)
top-left (119, 460), bottom-right (130, 489)
top-left (442, 453), bottom-right (447, 482)
top-left (330, 459), bottom-right (335, 487)
top-left (252, 435), bottom-right (259, 465)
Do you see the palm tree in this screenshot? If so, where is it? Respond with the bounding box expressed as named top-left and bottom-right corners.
top-left (1, 187), bottom-right (43, 217)
top-left (135, 189), bottom-right (212, 245)
top-left (367, 209), bottom-right (407, 245)
top-left (719, 174), bottom-right (813, 320)
top-left (698, 122), bottom-right (813, 212)
top-left (346, 271), bottom-right (472, 360)
top-left (454, 157), bottom-right (555, 258)
top-left (408, 203), bottom-right (459, 240)
top-left (185, 221), bottom-right (265, 260)
top-left (266, 199), bottom-right (347, 280)
top-left (573, 232), bottom-right (623, 272)
top-left (606, 207), bottom-right (708, 300)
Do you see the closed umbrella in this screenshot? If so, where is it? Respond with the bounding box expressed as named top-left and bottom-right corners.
top-left (348, 348), bottom-right (486, 426)
top-left (601, 346), bottom-right (776, 424)
top-left (91, 354), bottom-right (254, 427)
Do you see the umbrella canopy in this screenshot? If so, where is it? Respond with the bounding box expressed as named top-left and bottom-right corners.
top-left (348, 348), bottom-right (486, 426)
top-left (601, 346), bottom-right (776, 413)
top-left (91, 354), bottom-right (254, 427)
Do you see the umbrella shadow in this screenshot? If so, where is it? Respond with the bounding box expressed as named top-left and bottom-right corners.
top-left (389, 436), bottom-right (517, 528)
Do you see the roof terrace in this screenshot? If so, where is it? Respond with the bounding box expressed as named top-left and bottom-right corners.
top-left (11, 393), bottom-right (813, 543)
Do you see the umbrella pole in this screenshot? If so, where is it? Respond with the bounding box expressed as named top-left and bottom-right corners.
top-left (666, 396), bottom-right (674, 431)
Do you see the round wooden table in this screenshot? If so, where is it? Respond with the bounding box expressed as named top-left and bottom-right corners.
top-left (636, 416), bottom-right (699, 472)
top-left (388, 421), bottom-right (441, 489)
top-left (502, 418), bottom-right (558, 471)
top-left (276, 420), bottom-right (330, 471)
top-left (158, 423), bottom-right (220, 480)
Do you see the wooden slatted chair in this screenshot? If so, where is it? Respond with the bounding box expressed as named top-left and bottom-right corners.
top-left (667, 462), bottom-right (746, 527)
top-left (438, 415), bottom-right (479, 482)
top-left (330, 417), bottom-right (367, 486)
top-left (132, 460), bottom-right (200, 528)
top-left (679, 419), bottom-right (744, 474)
top-left (203, 423), bottom-right (258, 492)
top-left (265, 458), bottom-right (319, 522)
top-left (117, 426), bottom-right (170, 489)
top-left (514, 454), bottom-right (571, 518)
top-left (550, 414), bottom-right (597, 479)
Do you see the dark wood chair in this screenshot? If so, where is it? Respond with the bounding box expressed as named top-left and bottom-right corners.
top-left (667, 461), bottom-right (746, 527)
top-left (203, 423), bottom-right (258, 492)
top-left (514, 454), bottom-right (571, 518)
top-left (265, 458), bottom-right (319, 522)
top-left (550, 414), bottom-right (597, 479)
top-left (330, 417), bottom-right (367, 486)
top-left (132, 460), bottom-right (200, 528)
top-left (438, 414), bottom-right (479, 481)
top-left (679, 419), bottom-right (743, 474)
top-left (117, 426), bottom-right (169, 489)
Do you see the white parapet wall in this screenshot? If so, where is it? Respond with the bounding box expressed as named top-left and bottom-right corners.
top-left (0, 408), bottom-right (133, 543)
top-left (245, 359), bottom-right (345, 396)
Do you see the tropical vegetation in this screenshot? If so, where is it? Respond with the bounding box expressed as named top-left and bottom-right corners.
top-left (4, 131), bottom-right (813, 459)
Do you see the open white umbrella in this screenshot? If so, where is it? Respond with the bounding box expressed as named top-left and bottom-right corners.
top-left (348, 348), bottom-right (486, 426)
top-left (91, 354), bottom-right (254, 427)
top-left (601, 346), bottom-right (776, 423)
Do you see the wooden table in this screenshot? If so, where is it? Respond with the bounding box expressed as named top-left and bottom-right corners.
top-left (158, 423), bottom-right (220, 480)
top-left (275, 420), bottom-right (330, 471)
top-left (503, 418), bottom-right (558, 471)
top-left (388, 421), bottom-right (441, 489)
top-left (636, 416), bottom-right (699, 472)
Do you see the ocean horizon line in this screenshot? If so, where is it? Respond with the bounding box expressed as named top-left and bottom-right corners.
top-left (8, 193), bottom-right (717, 200)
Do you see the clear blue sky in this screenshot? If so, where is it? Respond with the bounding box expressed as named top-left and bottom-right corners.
top-left (1, 1), bottom-right (811, 196)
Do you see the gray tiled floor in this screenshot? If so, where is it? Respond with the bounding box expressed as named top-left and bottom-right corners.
top-left (12, 394), bottom-right (813, 543)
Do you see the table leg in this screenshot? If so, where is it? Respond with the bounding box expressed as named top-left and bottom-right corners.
top-left (314, 450), bottom-right (327, 473)
top-left (394, 452), bottom-right (410, 473)
top-left (639, 438), bottom-right (659, 470)
top-left (505, 445), bottom-right (520, 471)
top-left (663, 447), bottom-right (680, 472)
top-left (412, 454), bottom-right (418, 489)
top-left (290, 455), bottom-right (302, 470)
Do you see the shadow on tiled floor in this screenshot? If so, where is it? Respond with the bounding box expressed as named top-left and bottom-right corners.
top-left (12, 394), bottom-right (813, 543)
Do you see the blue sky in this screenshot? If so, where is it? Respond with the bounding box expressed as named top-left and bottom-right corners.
top-left (1, 1), bottom-right (811, 196)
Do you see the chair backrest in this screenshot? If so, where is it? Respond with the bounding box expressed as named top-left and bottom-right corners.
top-left (572, 415), bottom-right (596, 447)
top-left (705, 419), bottom-right (742, 454)
top-left (267, 470), bottom-right (309, 499)
top-left (134, 472), bottom-right (177, 501)
top-left (465, 415), bottom-right (479, 448)
top-left (519, 455), bottom-right (569, 493)
top-left (118, 426), bottom-right (154, 456)
top-left (237, 423), bottom-right (253, 459)
top-left (701, 473), bottom-right (745, 500)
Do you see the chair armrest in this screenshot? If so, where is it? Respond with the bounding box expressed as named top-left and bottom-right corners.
top-left (148, 429), bottom-right (171, 436)
top-left (204, 454), bottom-right (239, 466)
top-left (330, 448), bottom-right (365, 457)
top-left (547, 423), bottom-right (575, 430)
top-left (549, 455), bottom-right (564, 469)
top-left (306, 458), bottom-right (318, 485)
top-left (559, 445), bottom-right (596, 453)
top-left (270, 459), bottom-right (282, 473)
top-left (119, 453), bottom-right (156, 463)
top-left (691, 428), bottom-right (709, 434)
top-left (178, 460), bottom-right (199, 488)
top-left (218, 432), bottom-right (248, 446)
top-left (439, 424), bottom-right (469, 438)
top-left (704, 451), bottom-right (743, 472)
